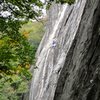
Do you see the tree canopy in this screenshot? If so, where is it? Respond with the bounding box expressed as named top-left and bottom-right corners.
top-left (0, 0), bottom-right (75, 20)
top-left (0, 0), bottom-right (43, 19)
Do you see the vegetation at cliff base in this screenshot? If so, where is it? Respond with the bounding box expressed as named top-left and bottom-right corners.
top-left (0, 19), bottom-right (45, 100)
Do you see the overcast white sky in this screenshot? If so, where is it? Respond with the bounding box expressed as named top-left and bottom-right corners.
top-left (41, 0), bottom-right (45, 3)
top-left (41, 0), bottom-right (46, 16)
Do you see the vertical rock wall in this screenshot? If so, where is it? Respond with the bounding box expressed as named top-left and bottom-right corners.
top-left (29, 0), bottom-right (100, 100)
top-left (54, 0), bottom-right (100, 100)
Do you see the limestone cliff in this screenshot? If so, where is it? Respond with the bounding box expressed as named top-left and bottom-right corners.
top-left (29, 0), bottom-right (100, 100)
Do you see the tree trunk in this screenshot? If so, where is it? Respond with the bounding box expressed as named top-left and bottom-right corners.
top-left (29, 0), bottom-right (100, 100)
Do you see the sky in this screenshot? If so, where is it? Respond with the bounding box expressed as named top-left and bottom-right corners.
top-left (41, 0), bottom-right (46, 16)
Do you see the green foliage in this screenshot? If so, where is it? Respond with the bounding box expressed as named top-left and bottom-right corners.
top-left (20, 20), bottom-right (45, 45)
top-left (46, 0), bottom-right (75, 9)
top-left (56, 0), bottom-right (75, 4)
top-left (0, 0), bottom-right (75, 19)
top-left (0, 17), bottom-right (37, 100)
top-left (1, 0), bottom-right (43, 19)
top-left (0, 74), bottom-right (29, 100)
top-left (0, 18), bottom-right (36, 73)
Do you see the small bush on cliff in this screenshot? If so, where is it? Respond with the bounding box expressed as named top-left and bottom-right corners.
top-left (56, 0), bottom-right (75, 4)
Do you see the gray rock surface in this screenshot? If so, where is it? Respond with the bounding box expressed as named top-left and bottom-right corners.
top-left (29, 0), bottom-right (100, 100)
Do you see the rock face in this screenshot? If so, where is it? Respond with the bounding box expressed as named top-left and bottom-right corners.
top-left (29, 0), bottom-right (100, 100)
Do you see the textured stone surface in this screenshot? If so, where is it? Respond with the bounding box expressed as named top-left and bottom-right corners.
top-left (29, 0), bottom-right (100, 100)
